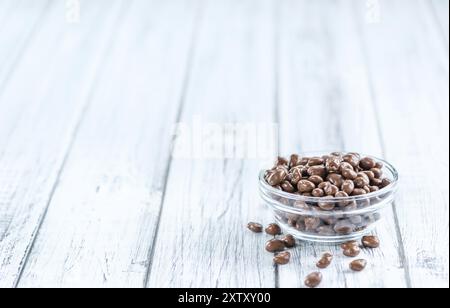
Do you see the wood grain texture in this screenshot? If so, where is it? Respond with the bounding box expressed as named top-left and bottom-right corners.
top-left (276, 0), bottom-right (407, 288)
top-left (0, 0), bottom-right (125, 287)
top-left (356, 0), bottom-right (449, 288)
top-left (430, 0), bottom-right (449, 43)
top-left (0, 0), bottom-right (49, 88)
top-left (17, 0), bottom-right (200, 288)
top-left (147, 0), bottom-right (278, 288)
top-left (0, 0), bottom-right (447, 288)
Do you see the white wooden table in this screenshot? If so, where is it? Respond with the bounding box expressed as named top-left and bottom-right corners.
top-left (0, 0), bottom-right (448, 288)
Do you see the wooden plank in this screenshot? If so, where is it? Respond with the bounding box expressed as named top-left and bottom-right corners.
top-left (0, 0), bottom-right (15, 29)
top-left (0, 0), bottom-right (125, 288)
top-left (356, 0), bottom-right (449, 288)
top-left (147, 0), bottom-right (277, 288)
top-left (277, 0), bottom-right (407, 288)
top-left (430, 0), bottom-right (449, 43)
top-left (17, 0), bottom-right (200, 288)
top-left (0, 0), bottom-right (49, 87)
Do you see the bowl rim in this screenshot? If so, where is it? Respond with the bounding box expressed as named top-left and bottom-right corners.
top-left (259, 153), bottom-right (399, 215)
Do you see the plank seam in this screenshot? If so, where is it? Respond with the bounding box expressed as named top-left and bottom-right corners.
top-left (351, 1), bottom-right (412, 289)
top-left (143, 0), bottom-right (204, 289)
top-left (12, 0), bottom-right (131, 288)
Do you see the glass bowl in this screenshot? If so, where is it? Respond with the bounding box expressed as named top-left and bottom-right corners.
top-left (259, 153), bottom-right (399, 243)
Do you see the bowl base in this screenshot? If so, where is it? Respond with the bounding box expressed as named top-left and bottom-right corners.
top-left (276, 218), bottom-right (378, 244)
